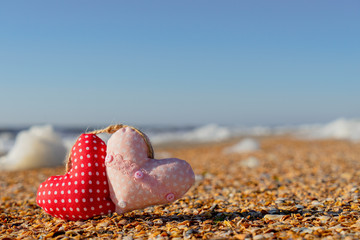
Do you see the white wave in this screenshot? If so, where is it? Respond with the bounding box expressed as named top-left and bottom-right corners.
top-left (150, 124), bottom-right (232, 144)
top-left (224, 138), bottom-right (260, 154)
top-left (1, 118), bottom-right (359, 170)
top-left (0, 132), bottom-right (15, 156)
top-left (0, 125), bottom-right (67, 171)
top-left (297, 118), bottom-right (360, 141)
top-left (149, 119), bottom-right (360, 144)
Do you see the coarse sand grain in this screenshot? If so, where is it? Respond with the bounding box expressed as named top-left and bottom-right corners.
top-left (1, 136), bottom-right (360, 239)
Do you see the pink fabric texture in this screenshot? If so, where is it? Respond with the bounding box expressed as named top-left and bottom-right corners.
top-left (106, 127), bottom-right (195, 214)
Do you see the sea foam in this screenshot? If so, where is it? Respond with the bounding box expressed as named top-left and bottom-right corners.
top-left (0, 132), bottom-right (14, 156)
top-left (0, 125), bottom-right (67, 171)
top-left (150, 124), bottom-right (232, 144)
top-left (297, 118), bottom-right (360, 141)
top-left (1, 118), bottom-right (360, 170)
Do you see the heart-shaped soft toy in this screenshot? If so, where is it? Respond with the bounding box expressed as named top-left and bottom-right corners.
top-left (36, 134), bottom-right (115, 220)
top-left (105, 127), bottom-right (195, 214)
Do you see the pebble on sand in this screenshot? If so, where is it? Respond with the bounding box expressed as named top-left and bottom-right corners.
top-left (223, 138), bottom-right (260, 154)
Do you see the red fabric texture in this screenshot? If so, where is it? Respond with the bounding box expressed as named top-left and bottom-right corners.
top-left (36, 134), bottom-right (115, 220)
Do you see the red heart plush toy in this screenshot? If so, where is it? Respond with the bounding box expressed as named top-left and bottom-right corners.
top-left (36, 134), bottom-right (115, 220)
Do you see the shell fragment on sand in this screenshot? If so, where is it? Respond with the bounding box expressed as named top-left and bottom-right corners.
top-left (224, 138), bottom-right (260, 154)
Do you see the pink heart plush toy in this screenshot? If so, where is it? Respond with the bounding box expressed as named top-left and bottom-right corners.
top-left (105, 127), bottom-right (195, 214)
top-left (36, 134), bottom-right (115, 220)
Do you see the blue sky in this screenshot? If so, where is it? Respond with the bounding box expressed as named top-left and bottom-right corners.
top-left (0, 1), bottom-right (359, 127)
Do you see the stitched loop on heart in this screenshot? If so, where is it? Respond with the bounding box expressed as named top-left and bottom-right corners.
top-left (106, 154), bottom-right (136, 175)
top-left (65, 124), bottom-right (154, 172)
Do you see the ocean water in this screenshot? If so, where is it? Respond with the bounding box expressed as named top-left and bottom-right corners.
top-left (1, 118), bottom-right (360, 170)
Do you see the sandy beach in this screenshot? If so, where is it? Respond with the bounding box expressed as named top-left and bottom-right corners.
top-left (1, 136), bottom-right (360, 239)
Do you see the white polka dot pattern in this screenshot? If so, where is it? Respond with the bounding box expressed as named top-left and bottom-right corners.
top-left (36, 134), bottom-right (115, 220)
top-left (106, 127), bottom-right (195, 214)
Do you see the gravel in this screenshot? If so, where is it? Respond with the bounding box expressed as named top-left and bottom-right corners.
top-left (1, 136), bottom-right (360, 239)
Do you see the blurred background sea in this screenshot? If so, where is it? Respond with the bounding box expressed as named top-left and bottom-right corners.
top-left (3, 118), bottom-right (360, 154)
top-left (1, 117), bottom-right (360, 170)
